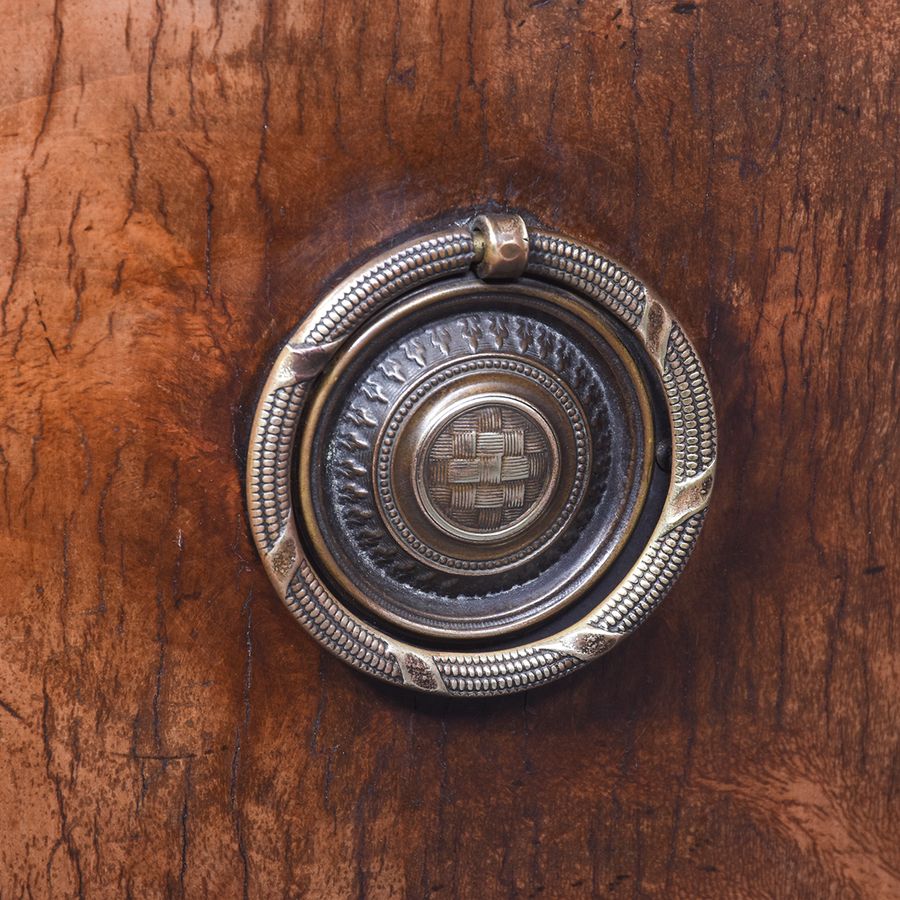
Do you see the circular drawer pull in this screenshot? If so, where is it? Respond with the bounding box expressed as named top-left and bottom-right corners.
top-left (247, 212), bottom-right (716, 696)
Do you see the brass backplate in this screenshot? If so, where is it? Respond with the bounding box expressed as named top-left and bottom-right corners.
top-left (246, 212), bottom-right (716, 696)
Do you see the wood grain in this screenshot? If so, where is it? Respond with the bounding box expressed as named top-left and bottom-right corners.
top-left (0, 0), bottom-right (897, 896)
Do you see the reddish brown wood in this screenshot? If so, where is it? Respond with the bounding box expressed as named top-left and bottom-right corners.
top-left (1, 0), bottom-right (897, 896)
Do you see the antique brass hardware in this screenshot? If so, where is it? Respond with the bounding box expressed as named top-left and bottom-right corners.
top-left (247, 212), bottom-right (716, 696)
top-left (471, 213), bottom-right (529, 279)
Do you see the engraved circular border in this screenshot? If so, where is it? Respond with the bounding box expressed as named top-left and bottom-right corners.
top-left (375, 357), bottom-right (590, 572)
top-left (246, 220), bottom-right (717, 697)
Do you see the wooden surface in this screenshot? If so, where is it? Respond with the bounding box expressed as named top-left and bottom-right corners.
top-left (1, 1), bottom-right (898, 896)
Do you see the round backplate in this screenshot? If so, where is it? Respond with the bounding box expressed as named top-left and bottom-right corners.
top-left (299, 281), bottom-right (655, 639)
top-left (247, 215), bottom-right (716, 696)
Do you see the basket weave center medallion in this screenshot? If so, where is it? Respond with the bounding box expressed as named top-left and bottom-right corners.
top-left (417, 398), bottom-right (560, 542)
top-left (371, 351), bottom-right (592, 576)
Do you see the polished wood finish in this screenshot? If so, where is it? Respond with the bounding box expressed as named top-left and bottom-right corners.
top-left (1, 1), bottom-right (897, 896)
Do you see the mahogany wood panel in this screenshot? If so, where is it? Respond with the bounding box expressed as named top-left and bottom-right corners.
top-left (1, 0), bottom-right (897, 896)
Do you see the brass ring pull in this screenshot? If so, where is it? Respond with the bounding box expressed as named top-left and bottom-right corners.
top-left (247, 212), bottom-right (716, 696)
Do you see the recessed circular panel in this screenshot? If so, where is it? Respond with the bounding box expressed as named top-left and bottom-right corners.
top-left (247, 214), bottom-right (716, 696)
top-left (298, 285), bottom-right (652, 639)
